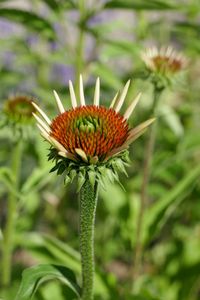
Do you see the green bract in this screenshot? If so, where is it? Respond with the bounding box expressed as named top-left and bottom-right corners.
top-left (48, 148), bottom-right (130, 190)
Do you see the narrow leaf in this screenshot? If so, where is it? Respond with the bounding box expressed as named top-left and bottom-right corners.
top-left (15, 264), bottom-right (81, 300)
top-left (0, 9), bottom-right (55, 39)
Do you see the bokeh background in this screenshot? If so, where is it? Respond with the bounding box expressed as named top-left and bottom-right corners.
top-left (0, 1), bottom-right (200, 299)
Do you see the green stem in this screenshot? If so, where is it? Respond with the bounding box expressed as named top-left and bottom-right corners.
top-left (79, 178), bottom-right (99, 300)
top-left (75, 0), bottom-right (86, 93)
top-left (132, 87), bottom-right (163, 281)
top-left (2, 140), bottom-right (23, 287)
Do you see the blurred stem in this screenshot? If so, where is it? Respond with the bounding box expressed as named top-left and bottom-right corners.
top-left (79, 178), bottom-right (98, 300)
top-left (132, 87), bottom-right (163, 282)
top-left (75, 0), bottom-right (86, 93)
top-left (2, 139), bottom-right (23, 287)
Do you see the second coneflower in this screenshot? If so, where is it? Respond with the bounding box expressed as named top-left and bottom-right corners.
top-left (141, 46), bottom-right (187, 90)
top-left (141, 46), bottom-right (187, 75)
top-left (32, 75), bottom-right (154, 300)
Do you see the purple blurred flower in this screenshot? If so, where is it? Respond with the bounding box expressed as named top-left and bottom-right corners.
top-left (51, 64), bottom-right (74, 85)
top-left (26, 35), bottom-right (38, 47)
top-left (0, 19), bottom-right (22, 37)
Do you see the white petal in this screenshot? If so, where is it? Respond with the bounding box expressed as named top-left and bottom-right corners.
top-left (166, 46), bottom-right (173, 57)
top-left (37, 124), bottom-right (51, 141)
top-left (53, 90), bottom-right (65, 113)
top-left (32, 102), bottom-right (51, 125)
top-left (69, 80), bottom-right (77, 108)
top-left (93, 77), bottom-right (100, 106)
top-left (126, 118), bottom-right (155, 145)
top-left (160, 46), bottom-right (166, 56)
top-left (58, 151), bottom-right (68, 158)
top-left (105, 145), bottom-right (127, 160)
top-left (152, 46), bottom-right (158, 57)
top-left (33, 113), bottom-right (51, 133)
top-left (50, 136), bottom-right (67, 152)
top-left (79, 74), bottom-right (85, 106)
top-left (123, 92), bottom-right (142, 120)
top-left (109, 91), bottom-right (119, 109)
top-left (115, 80), bottom-right (130, 113)
top-left (106, 118), bottom-right (155, 160)
top-left (58, 151), bottom-right (77, 161)
top-left (40, 132), bottom-right (52, 144)
top-left (75, 148), bottom-right (88, 162)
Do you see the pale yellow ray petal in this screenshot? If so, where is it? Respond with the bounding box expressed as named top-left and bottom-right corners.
top-left (32, 102), bottom-right (51, 125)
top-left (50, 136), bottom-right (67, 152)
top-left (75, 148), bottom-right (88, 162)
top-left (33, 113), bottom-right (51, 133)
top-left (36, 124), bottom-right (51, 142)
top-left (126, 118), bottom-right (155, 145)
top-left (93, 77), bottom-right (100, 106)
top-left (109, 91), bottom-right (119, 109)
top-left (69, 80), bottom-right (77, 108)
top-left (123, 92), bottom-right (141, 120)
top-left (79, 74), bottom-right (85, 106)
top-left (53, 90), bottom-right (65, 113)
top-left (106, 118), bottom-right (155, 160)
top-left (115, 80), bottom-right (130, 113)
top-left (58, 151), bottom-right (77, 161)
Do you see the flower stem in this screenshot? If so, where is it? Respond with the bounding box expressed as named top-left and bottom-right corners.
top-left (132, 87), bottom-right (163, 281)
top-left (79, 178), bottom-right (99, 300)
top-left (2, 139), bottom-right (23, 287)
top-left (75, 0), bottom-right (86, 93)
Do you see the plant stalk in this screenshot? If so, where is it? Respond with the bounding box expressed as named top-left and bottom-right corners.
top-left (79, 178), bottom-right (98, 300)
top-left (75, 0), bottom-right (86, 93)
top-left (132, 88), bottom-right (163, 281)
top-left (2, 139), bottom-right (23, 287)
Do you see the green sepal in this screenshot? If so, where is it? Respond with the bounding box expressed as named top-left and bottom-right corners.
top-left (69, 169), bottom-right (77, 183)
top-left (77, 172), bottom-right (86, 192)
top-left (88, 169), bottom-right (97, 189)
top-left (48, 148), bottom-right (130, 190)
top-left (64, 175), bottom-right (71, 186)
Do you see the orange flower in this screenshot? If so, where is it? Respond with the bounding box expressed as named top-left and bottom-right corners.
top-left (32, 76), bottom-right (154, 164)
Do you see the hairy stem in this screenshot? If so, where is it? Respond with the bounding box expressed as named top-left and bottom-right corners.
top-left (79, 178), bottom-right (98, 300)
top-left (133, 88), bottom-right (163, 281)
top-left (2, 140), bottom-right (23, 287)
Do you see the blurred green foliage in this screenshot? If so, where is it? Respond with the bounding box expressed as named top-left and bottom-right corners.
top-left (0, 0), bottom-right (200, 299)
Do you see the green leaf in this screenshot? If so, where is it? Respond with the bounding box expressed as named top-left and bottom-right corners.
top-left (42, 0), bottom-right (75, 10)
top-left (42, 0), bottom-right (60, 11)
top-left (0, 8), bottom-right (55, 39)
top-left (18, 232), bottom-right (81, 273)
top-left (104, 0), bottom-right (177, 10)
top-left (0, 167), bottom-right (14, 184)
top-left (159, 104), bottom-right (184, 137)
top-left (21, 166), bottom-right (52, 194)
top-left (143, 164), bottom-right (200, 244)
top-left (18, 233), bottom-right (109, 298)
top-left (15, 264), bottom-right (81, 300)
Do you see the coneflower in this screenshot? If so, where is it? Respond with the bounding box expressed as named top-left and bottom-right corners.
top-left (141, 46), bottom-right (187, 90)
top-left (4, 95), bottom-right (36, 124)
top-left (33, 76), bottom-right (154, 166)
top-left (2, 95), bottom-right (36, 287)
top-left (32, 75), bottom-right (154, 300)
top-left (141, 46), bottom-right (187, 75)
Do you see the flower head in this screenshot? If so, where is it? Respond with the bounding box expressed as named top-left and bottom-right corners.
top-left (141, 46), bottom-right (187, 89)
top-left (1, 95), bottom-right (36, 138)
top-left (4, 95), bottom-right (36, 123)
top-left (32, 76), bottom-right (154, 188)
top-left (141, 46), bottom-right (187, 75)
